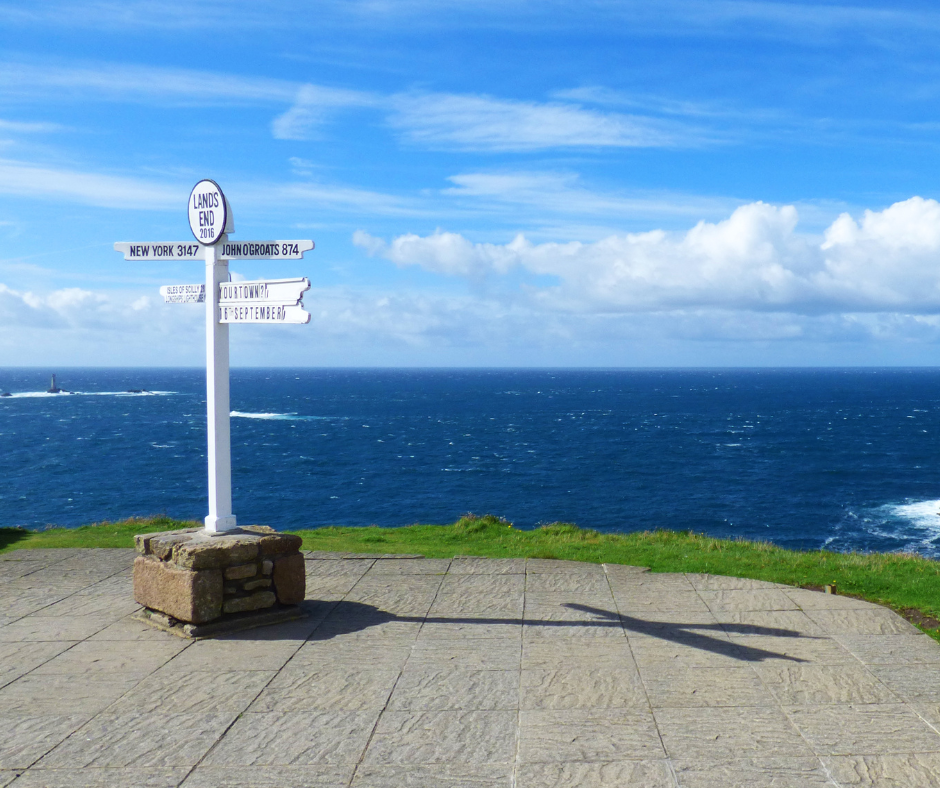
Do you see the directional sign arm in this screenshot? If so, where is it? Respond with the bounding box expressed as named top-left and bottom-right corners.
top-left (115, 242), bottom-right (205, 261)
top-left (218, 277), bottom-right (310, 305)
top-left (219, 303), bottom-right (311, 324)
top-left (160, 284), bottom-right (206, 303)
top-left (217, 241), bottom-right (314, 260)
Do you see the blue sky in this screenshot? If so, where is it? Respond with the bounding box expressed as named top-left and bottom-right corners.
top-left (2, 0), bottom-right (940, 366)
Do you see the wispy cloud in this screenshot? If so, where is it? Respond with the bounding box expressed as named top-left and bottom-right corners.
top-left (442, 171), bottom-right (739, 226)
top-left (271, 84), bottom-right (378, 140)
top-left (4, 0), bottom-right (940, 41)
top-left (387, 92), bottom-right (710, 152)
top-left (4, 61), bottom-right (712, 154)
top-left (0, 158), bottom-right (179, 209)
top-left (0, 118), bottom-right (63, 133)
top-left (0, 61), bottom-right (298, 106)
top-left (264, 180), bottom-right (424, 218)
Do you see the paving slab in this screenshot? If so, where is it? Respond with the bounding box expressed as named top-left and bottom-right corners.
top-left (0, 616), bottom-right (113, 643)
top-left (35, 712), bottom-right (236, 769)
top-left (4, 549), bottom-right (940, 786)
top-left (654, 706), bottom-right (815, 760)
top-left (352, 763), bottom-right (511, 788)
top-left (641, 665), bottom-right (774, 708)
top-left (519, 668), bottom-right (646, 710)
top-left (30, 639), bottom-right (186, 678)
top-left (822, 753), bottom-right (940, 786)
top-left (202, 710), bottom-right (380, 766)
top-left (671, 756), bottom-right (834, 787)
top-left (0, 674), bottom-right (141, 715)
top-left (515, 761), bottom-right (675, 788)
top-left (182, 765), bottom-right (355, 788)
top-left (251, 668), bottom-right (400, 712)
top-left (784, 703), bottom-right (940, 756)
top-left (0, 714), bottom-right (91, 770)
top-left (364, 710), bottom-right (516, 765)
top-left (10, 767), bottom-right (188, 787)
top-left (518, 708), bottom-right (665, 762)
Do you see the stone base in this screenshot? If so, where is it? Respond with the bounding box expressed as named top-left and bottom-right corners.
top-left (133, 526), bottom-right (306, 627)
top-left (133, 604), bottom-right (308, 639)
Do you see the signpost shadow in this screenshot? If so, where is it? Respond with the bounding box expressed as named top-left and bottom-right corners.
top-left (235, 599), bottom-right (808, 662)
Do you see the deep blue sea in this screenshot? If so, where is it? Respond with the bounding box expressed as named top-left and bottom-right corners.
top-left (1, 368), bottom-right (939, 556)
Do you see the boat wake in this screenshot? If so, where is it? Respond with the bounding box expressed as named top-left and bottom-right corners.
top-left (2, 390), bottom-right (175, 398)
top-left (230, 411), bottom-right (337, 421)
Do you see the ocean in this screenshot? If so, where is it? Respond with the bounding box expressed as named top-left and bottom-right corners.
top-left (1, 368), bottom-right (938, 557)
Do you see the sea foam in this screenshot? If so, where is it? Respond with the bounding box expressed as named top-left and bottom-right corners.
top-left (4, 390), bottom-right (174, 398)
top-left (230, 411), bottom-right (332, 421)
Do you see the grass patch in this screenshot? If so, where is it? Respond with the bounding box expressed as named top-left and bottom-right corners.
top-left (4, 513), bottom-right (940, 640)
top-left (0, 516), bottom-right (199, 551)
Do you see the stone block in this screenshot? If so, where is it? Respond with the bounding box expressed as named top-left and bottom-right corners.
top-left (148, 532), bottom-right (197, 561)
top-left (174, 536), bottom-right (259, 570)
top-left (225, 564), bottom-right (257, 581)
top-left (243, 578), bottom-right (272, 591)
top-left (223, 592), bottom-right (276, 615)
top-left (262, 560), bottom-right (273, 575)
top-left (135, 527), bottom-right (200, 555)
top-left (238, 525), bottom-right (277, 535)
top-left (133, 556), bottom-right (223, 624)
top-left (273, 553), bottom-right (306, 604)
top-left (238, 525), bottom-right (303, 556)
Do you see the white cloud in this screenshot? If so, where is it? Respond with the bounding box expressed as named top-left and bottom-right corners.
top-left (0, 281), bottom-right (207, 365)
top-left (355, 197), bottom-right (940, 314)
top-left (271, 84), bottom-right (377, 140)
top-left (0, 61), bottom-right (297, 106)
top-left (4, 0), bottom-right (937, 41)
top-left (0, 158), bottom-right (179, 209)
top-left (272, 181), bottom-right (423, 217)
top-left (387, 92), bottom-right (703, 152)
top-left (442, 171), bottom-right (739, 225)
top-left (0, 118), bottom-right (62, 133)
top-left (0, 282), bottom-right (187, 331)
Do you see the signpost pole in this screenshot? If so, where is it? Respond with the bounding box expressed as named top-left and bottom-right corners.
top-left (204, 239), bottom-right (236, 533)
top-left (117, 179), bottom-right (314, 537)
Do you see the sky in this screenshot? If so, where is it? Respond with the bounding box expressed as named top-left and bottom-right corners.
top-left (1, 0), bottom-right (940, 367)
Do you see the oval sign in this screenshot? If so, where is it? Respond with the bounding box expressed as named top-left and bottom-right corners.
top-left (188, 179), bottom-right (228, 246)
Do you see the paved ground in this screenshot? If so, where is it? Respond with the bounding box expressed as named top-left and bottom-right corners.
top-left (0, 550), bottom-right (940, 787)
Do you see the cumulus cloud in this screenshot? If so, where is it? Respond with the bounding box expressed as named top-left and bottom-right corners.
top-left (355, 197), bottom-right (940, 314)
top-left (0, 282), bottom-right (203, 333)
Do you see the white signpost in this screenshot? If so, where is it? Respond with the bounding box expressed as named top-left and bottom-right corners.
top-left (115, 179), bottom-right (314, 534)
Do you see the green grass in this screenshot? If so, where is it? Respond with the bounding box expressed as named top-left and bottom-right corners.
top-left (0, 516), bottom-right (198, 552)
top-left (4, 513), bottom-right (940, 639)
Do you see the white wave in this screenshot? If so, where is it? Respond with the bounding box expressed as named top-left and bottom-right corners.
top-left (888, 499), bottom-right (940, 532)
top-left (231, 411), bottom-right (295, 420)
top-left (2, 390), bottom-right (175, 398)
top-left (230, 411), bottom-right (334, 421)
top-left (4, 391), bottom-right (74, 398)
top-left (861, 499), bottom-right (940, 555)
